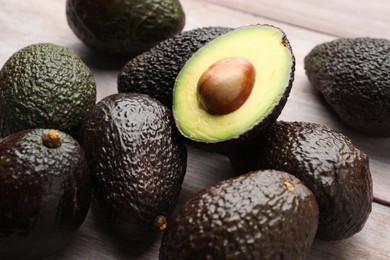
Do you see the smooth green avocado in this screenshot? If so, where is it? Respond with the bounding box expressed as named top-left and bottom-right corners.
top-left (82, 93), bottom-right (187, 240)
top-left (66, 0), bottom-right (185, 56)
top-left (304, 38), bottom-right (390, 137)
top-left (118, 26), bottom-right (233, 107)
top-left (229, 121), bottom-right (373, 240)
top-left (0, 129), bottom-right (90, 259)
top-left (173, 25), bottom-right (295, 152)
top-left (159, 169), bottom-right (319, 260)
top-left (0, 43), bottom-right (96, 139)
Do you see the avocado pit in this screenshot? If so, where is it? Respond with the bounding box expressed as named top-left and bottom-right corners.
top-left (197, 56), bottom-right (256, 115)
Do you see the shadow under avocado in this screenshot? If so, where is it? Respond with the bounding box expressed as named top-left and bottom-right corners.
top-left (69, 42), bottom-right (134, 71)
top-left (53, 199), bottom-right (161, 259)
top-left (89, 200), bottom-right (162, 258)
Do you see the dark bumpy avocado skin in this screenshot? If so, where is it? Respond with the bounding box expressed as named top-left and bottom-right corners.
top-left (0, 43), bottom-right (96, 139)
top-left (66, 0), bottom-right (185, 56)
top-left (82, 93), bottom-right (187, 240)
top-left (229, 121), bottom-right (373, 240)
top-left (304, 38), bottom-right (390, 137)
top-left (118, 27), bottom-right (233, 107)
top-left (160, 170), bottom-right (319, 260)
top-left (0, 129), bottom-right (90, 259)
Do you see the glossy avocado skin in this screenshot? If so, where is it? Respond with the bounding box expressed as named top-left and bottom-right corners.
top-left (118, 27), bottom-right (233, 107)
top-left (82, 93), bottom-right (187, 240)
top-left (66, 0), bottom-right (185, 56)
top-left (160, 170), bottom-right (319, 260)
top-left (304, 38), bottom-right (390, 137)
top-left (0, 129), bottom-right (91, 259)
top-left (229, 121), bottom-right (373, 240)
top-left (0, 43), bottom-right (96, 139)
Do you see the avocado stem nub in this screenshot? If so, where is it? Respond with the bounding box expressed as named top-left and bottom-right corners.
top-left (197, 56), bottom-right (256, 115)
top-left (283, 180), bottom-right (295, 191)
top-left (153, 215), bottom-right (168, 232)
top-left (42, 129), bottom-right (63, 148)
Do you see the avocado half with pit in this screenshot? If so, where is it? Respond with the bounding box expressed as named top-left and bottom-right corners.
top-left (173, 25), bottom-right (295, 152)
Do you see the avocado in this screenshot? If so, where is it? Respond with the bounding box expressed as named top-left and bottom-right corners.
top-left (159, 169), bottom-right (319, 260)
top-left (118, 26), bottom-right (233, 107)
top-left (0, 43), bottom-right (96, 139)
top-left (173, 25), bottom-right (295, 152)
top-left (304, 38), bottom-right (390, 137)
top-left (229, 121), bottom-right (373, 240)
top-left (82, 93), bottom-right (187, 240)
top-left (66, 0), bottom-right (185, 56)
top-left (0, 129), bottom-right (90, 259)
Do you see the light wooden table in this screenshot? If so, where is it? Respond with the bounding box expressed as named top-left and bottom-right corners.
top-left (0, 0), bottom-right (389, 259)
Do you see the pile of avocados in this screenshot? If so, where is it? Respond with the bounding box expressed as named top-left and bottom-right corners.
top-left (0, 43), bottom-right (95, 259)
top-left (1, 0), bottom-right (386, 258)
top-left (115, 23), bottom-right (374, 258)
top-left (119, 24), bottom-right (296, 152)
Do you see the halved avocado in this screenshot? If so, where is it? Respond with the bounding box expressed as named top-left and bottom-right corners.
top-left (172, 25), bottom-right (295, 152)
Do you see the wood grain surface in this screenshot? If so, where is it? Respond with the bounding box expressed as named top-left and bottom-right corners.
top-left (0, 0), bottom-right (389, 259)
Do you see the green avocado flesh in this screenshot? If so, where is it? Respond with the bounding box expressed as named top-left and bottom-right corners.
top-left (173, 25), bottom-right (294, 143)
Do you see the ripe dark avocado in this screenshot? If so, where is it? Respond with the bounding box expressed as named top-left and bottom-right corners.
top-left (173, 25), bottom-right (295, 153)
top-left (159, 170), bottom-right (319, 260)
top-left (0, 43), bottom-right (96, 139)
top-left (304, 38), bottom-right (390, 137)
top-left (0, 129), bottom-right (91, 259)
top-left (82, 93), bottom-right (187, 240)
top-left (66, 0), bottom-right (185, 56)
top-left (118, 27), bottom-right (233, 107)
top-left (229, 121), bottom-right (373, 240)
